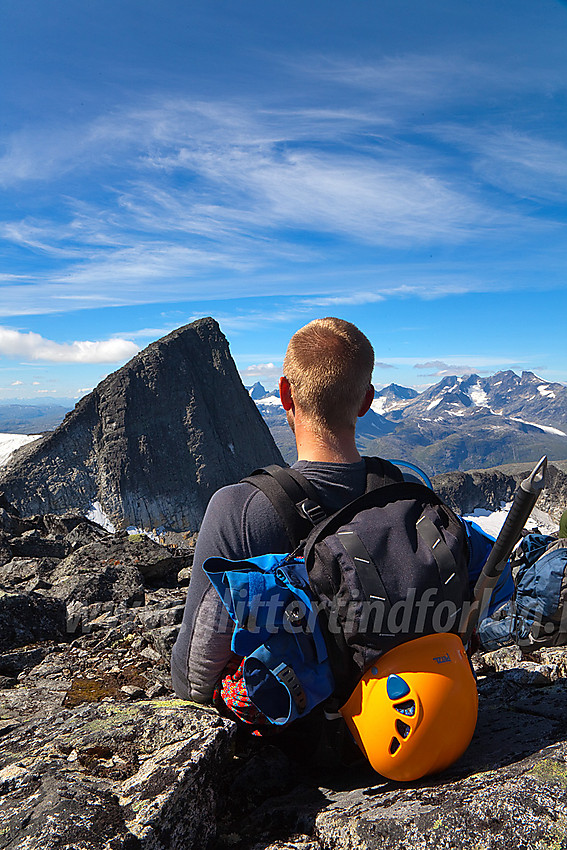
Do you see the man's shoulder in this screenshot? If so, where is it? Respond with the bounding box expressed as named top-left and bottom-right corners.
top-left (200, 477), bottom-right (291, 560)
top-left (204, 479), bottom-right (271, 524)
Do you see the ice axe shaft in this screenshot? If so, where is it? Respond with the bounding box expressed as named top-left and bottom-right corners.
top-left (460, 456), bottom-right (547, 645)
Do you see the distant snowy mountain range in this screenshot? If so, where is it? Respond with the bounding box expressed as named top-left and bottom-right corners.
top-left (250, 370), bottom-right (567, 473)
top-left (1, 371), bottom-right (566, 479)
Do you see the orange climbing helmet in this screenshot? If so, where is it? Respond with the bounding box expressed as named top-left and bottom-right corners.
top-left (340, 632), bottom-right (478, 782)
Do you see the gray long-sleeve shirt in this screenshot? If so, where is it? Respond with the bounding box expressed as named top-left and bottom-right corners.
top-left (170, 460), bottom-right (368, 702)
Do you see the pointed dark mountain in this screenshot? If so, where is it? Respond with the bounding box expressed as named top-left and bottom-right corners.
top-left (0, 318), bottom-right (283, 532)
top-left (249, 382), bottom-right (269, 400)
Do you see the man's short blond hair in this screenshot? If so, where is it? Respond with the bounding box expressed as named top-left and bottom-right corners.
top-left (283, 317), bottom-right (374, 433)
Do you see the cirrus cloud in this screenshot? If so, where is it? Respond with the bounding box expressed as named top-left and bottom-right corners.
top-left (414, 360), bottom-right (485, 377)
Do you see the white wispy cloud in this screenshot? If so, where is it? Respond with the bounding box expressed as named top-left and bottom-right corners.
top-left (301, 50), bottom-right (565, 113)
top-left (0, 328), bottom-right (139, 363)
top-left (0, 48), bottom-right (565, 317)
top-left (114, 325), bottom-right (179, 340)
top-left (410, 354), bottom-right (536, 377)
top-left (433, 126), bottom-right (567, 203)
top-left (414, 360), bottom-right (484, 377)
top-left (300, 292), bottom-right (385, 307)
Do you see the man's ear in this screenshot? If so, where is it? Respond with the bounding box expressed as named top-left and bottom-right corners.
top-left (358, 384), bottom-right (374, 418)
top-left (279, 376), bottom-right (294, 411)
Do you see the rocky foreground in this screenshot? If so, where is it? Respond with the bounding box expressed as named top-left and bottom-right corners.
top-left (3, 498), bottom-right (567, 849)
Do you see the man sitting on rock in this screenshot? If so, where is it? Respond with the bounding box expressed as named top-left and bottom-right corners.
top-left (171, 317), bottom-right (383, 712)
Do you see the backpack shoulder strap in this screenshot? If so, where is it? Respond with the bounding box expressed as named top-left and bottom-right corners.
top-left (363, 456), bottom-right (404, 492)
top-left (241, 465), bottom-right (325, 548)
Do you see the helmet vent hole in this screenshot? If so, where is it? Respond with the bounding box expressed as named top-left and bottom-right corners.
top-left (394, 699), bottom-right (416, 717)
top-left (396, 719), bottom-right (411, 739)
top-left (389, 737), bottom-right (400, 755)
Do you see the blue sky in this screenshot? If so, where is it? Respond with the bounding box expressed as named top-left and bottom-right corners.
top-left (1, 0), bottom-right (566, 402)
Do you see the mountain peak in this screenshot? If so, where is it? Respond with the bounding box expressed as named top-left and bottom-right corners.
top-left (0, 319), bottom-right (283, 531)
top-left (249, 381), bottom-right (268, 400)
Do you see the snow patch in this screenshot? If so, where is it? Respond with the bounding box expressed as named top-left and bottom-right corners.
top-left (371, 398), bottom-right (388, 415)
top-left (256, 395), bottom-right (281, 407)
top-left (462, 503), bottom-right (556, 538)
top-left (0, 433), bottom-right (42, 467)
top-left (510, 417), bottom-right (567, 437)
top-left (426, 398), bottom-right (441, 411)
top-left (537, 384), bottom-right (556, 399)
top-left (86, 501), bottom-right (116, 533)
top-left (468, 383), bottom-right (488, 407)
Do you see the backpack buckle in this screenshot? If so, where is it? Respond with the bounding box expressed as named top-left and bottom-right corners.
top-left (274, 663), bottom-right (307, 712)
top-left (297, 498), bottom-right (326, 525)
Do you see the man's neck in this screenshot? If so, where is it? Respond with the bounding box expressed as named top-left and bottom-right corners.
top-left (295, 427), bottom-right (362, 464)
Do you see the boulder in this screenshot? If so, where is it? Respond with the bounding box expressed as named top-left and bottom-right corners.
top-left (47, 557), bottom-right (145, 610)
top-left (0, 556), bottom-right (59, 593)
top-left (0, 591), bottom-right (66, 652)
top-left (55, 534), bottom-right (190, 582)
top-left (43, 534), bottom-right (192, 614)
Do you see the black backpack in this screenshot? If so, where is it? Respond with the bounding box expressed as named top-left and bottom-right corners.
top-left (243, 457), bottom-right (471, 702)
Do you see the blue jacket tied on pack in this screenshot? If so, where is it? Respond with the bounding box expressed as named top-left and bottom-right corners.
top-left (204, 553), bottom-right (335, 725)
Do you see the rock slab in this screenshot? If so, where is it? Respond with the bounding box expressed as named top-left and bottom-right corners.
top-left (0, 697), bottom-right (235, 850)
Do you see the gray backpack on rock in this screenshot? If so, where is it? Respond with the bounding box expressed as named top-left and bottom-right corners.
top-left (479, 535), bottom-right (567, 651)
